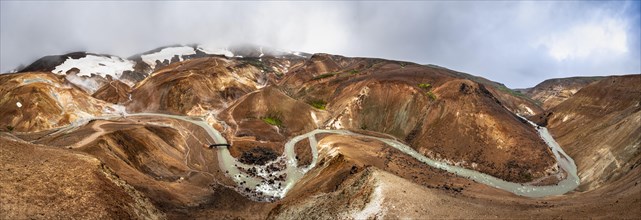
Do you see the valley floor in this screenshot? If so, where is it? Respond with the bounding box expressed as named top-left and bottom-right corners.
top-left (1, 132), bottom-right (639, 219)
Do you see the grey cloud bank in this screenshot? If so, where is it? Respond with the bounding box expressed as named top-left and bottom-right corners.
top-left (1, 1), bottom-right (639, 88)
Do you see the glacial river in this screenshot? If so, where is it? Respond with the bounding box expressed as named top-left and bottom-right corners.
top-left (19, 74), bottom-right (579, 199)
top-left (100, 112), bottom-right (579, 200)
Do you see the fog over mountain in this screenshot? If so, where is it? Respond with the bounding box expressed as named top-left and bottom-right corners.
top-left (1, 1), bottom-right (639, 88)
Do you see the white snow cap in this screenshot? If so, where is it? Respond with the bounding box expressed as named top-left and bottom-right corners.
top-left (196, 45), bottom-right (234, 58)
top-left (141, 46), bottom-right (197, 70)
top-left (52, 55), bottom-right (135, 79)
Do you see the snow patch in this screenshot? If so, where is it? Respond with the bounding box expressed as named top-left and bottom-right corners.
top-left (196, 45), bottom-right (234, 58)
top-left (16, 102), bottom-right (22, 108)
top-left (64, 73), bottom-right (105, 94)
top-left (141, 46), bottom-right (197, 70)
top-left (52, 55), bottom-right (134, 79)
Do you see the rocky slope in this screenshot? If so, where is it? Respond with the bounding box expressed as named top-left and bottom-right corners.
top-left (128, 57), bottom-right (272, 115)
top-left (0, 135), bottom-right (164, 219)
top-left (273, 165), bottom-right (641, 219)
top-left (275, 53), bottom-right (555, 182)
top-left (531, 74), bottom-right (641, 191)
top-left (432, 64), bottom-right (543, 116)
top-left (92, 80), bottom-right (132, 104)
top-left (517, 76), bottom-right (604, 110)
top-left (275, 128), bottom-right (640, 219)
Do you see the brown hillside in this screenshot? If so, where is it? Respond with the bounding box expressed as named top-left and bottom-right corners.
top-left (92, 80), bottom-right (132, 104)
top-left (532, 74), bottom-right (641, 190)
top-left (127, 57), bottom-right (266, 115)
top-left (0, 72), bottom-right (111, 132)
top-left (520, 76), bottom-right (604, 109)
top-left (0, 136), bottom-right (163, 219)
top-left (274, 55), bottom-right (556, 182)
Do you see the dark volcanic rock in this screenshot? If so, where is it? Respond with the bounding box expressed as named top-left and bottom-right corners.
top-left (239, 147), bottom-right (278, 165)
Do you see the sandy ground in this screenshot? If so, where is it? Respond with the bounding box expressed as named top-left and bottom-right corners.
top-left (0, 136), bottom-right (163, 219)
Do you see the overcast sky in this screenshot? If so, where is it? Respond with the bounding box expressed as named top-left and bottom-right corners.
top-left (1, 1), bottom-right (639, 88)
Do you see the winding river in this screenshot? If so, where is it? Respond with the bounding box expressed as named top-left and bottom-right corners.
top-left (123, 112), bottom-right (579, 200)
top-left (18, 74), bottom-right (579, 199)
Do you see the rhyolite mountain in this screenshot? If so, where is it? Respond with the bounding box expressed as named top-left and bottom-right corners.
top-left (1, 45), bottom-right (638, 219)
top-left (515, 76), bottom-right (605, 110)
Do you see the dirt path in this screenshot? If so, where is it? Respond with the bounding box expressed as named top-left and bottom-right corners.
top-left (70, 120), bottom-right (108, 148)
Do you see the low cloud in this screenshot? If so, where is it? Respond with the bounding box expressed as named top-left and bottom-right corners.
top-left (1, 1), bottom-right (639, 87)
